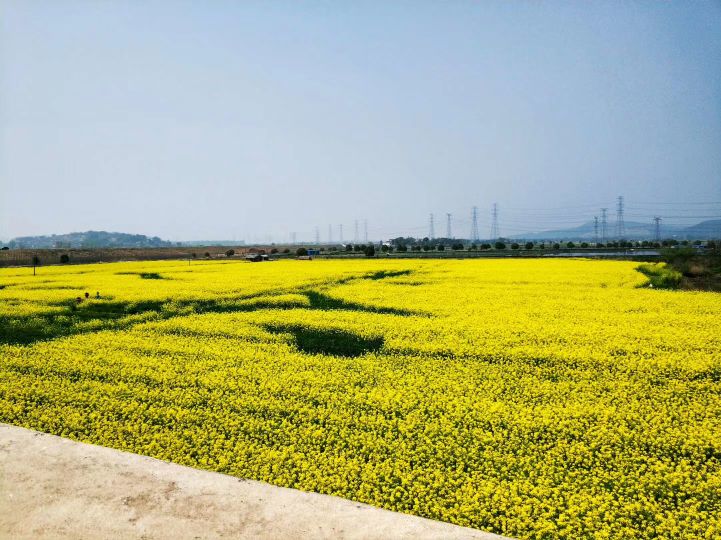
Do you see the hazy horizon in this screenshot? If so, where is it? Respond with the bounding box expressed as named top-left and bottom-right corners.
top-left (2, 1), bottom-right (721, 243)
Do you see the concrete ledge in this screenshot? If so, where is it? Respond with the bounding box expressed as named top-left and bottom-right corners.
top-left (0, 424), bottom-right (507, 539)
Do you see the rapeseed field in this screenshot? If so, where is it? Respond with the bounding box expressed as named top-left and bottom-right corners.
top-left (1, 258), bottom-right (719, 539)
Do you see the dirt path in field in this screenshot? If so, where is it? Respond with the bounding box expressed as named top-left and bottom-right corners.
top-left (0, 424), bottom-right (506, 539)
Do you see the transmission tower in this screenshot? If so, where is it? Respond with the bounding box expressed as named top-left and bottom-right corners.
top-left (594, 216), bottom-right (599, 244)
top-left (328, 224), bottom-right (332, 243)
top-left (600, 208), bottom-right (608, 243)
top-left (339, 224), bottom-right (343, 243)
top-left (429, 213), bottom-right (435, 239)
top-left (653, 216), bottom-right (662, 242)
top-left (471, 206), bottom-right (479, 242)
top-left (446, 213), bottom-right (452, 239)
top-left (364, 219), bottom-right (368, 243)
top-left (490, 203), bottom-right (499, 240)
top-left (314, 226), bottom-right (320, 245)
top-left (615, 196), bottom-right (625, 239)
top-left (291, 232), bottom-right (296, 245)
top-left (354, 220), bottom-right (359, 243)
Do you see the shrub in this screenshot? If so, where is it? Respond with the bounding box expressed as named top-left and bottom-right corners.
top-left (525, 242), bottom-right (534, 250)
top-left (225, 249), bottom-right (235, 257)
top-left (636, 263), bottom-right (682, 289)
top-left (437, 244), bottom-right (445, 251)
top-left (204, 252), bottom-right (211, 258)
top-left (494, 241), bottom-right (506, 250)
top-left (60, 254), bottom-right (70, 264)
top-left (566, 242), bottom-right (575, 249)
top-left (511, 243), bottom-right (519, 250)
top-left (553, 243), bottom-right (560, 250)
top-left (296, 247), bottom-right (308, 257)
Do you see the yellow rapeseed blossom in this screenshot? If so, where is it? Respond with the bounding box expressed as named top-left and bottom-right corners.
top-left (1, 258), bottom-right (720, 539)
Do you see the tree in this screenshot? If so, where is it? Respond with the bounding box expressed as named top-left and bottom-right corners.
top-left (422, 244), bottom-right (431, 251)
top-left (192, 252), bottom-right (197, 258)
top-left (437, 244), bottom-right (445, 251)
top-left (494, 241), bottom-right (506, 250)
top-left (381, 244), bottom-right (389, 253)
top-left (580, 242), bottom-right (589, 248)
top-left (566, 242), bottom-right (575, 249)
top-left (481, 243), bottom-right (491, 250)
top-left (525, 242), bottom-right (534, 250)
top-left (365, 245), bottom-right (375, 257)
top-left (345, 244), bottom-right (353, 252)
top-left (452, 243), bottom-right (464, 251)
top-left (511, 243), bottom-right (519, 250)
top-left (204, 252), bottom-right (211, 258)
top-left (553, 243), bottom-right (560, 250)
top-left (60, 254), bottom-right (70, 264)
top-left (282, 248), bottom-right (291, 254)
top-left (296, 247), bottom-right (308, 256)
top-left (32, 255), bottom-right (40, 275)
top-left (270, 248), bottom-right (279, 254)
top-left (225, 249), bottom-right (235, 257)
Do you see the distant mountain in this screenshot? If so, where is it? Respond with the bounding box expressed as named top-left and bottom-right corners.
top-left (8, 231), bottom-right (174, 249)
top-left (682, 219), bottom-right (721, 239)
top-left (509, 220), bottom-right (720, 241)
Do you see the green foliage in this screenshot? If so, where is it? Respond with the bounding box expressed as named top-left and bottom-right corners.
top-left (296, 247), bottom-right (308, 257)
top-left (636, 263), bottom-right (682, 289)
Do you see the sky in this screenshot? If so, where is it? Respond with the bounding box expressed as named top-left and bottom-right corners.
top-left (1, 1), bottom-right (720, 242)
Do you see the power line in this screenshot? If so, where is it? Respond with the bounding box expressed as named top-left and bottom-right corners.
top-left (654, 216), bottom-right (662, 242)
top-left (594, 216), bottom-right (599, 244)
top-left (615, 196), bottom-right (625, 239)
top-left (471, 206), bottom-right (479, 242)
top-left (490, 203), bottom-right (499, 239)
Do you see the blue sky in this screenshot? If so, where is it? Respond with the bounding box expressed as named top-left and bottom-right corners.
top-left (2, 1), bottom-right (720, 242)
